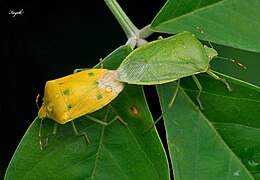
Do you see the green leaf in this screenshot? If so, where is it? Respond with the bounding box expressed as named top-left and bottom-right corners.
top-left (151, 0), bottom-right (260, 53)
top-left (5, 45), bottom-right (170, 179)
top-left (157, 71), bottom-right (260, 179)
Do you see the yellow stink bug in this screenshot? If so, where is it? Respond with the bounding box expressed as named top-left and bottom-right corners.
top-left (38, 68), bottom-right (126, 149)
top-left (39, 69), bottom-right (124, 124)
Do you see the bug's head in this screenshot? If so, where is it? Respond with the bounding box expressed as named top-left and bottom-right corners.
top-left (204, 45), bottom-right (218, 61)
top-left (38, 98), bottom-right (53, 119)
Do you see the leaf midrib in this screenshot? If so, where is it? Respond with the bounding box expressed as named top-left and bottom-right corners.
top-left (183, 88), bottom-right (260, 103)
top-left (178, 86), bottom-right (254, 178)
top-left (212, 122), bottom-right (260, 131)
top-left (152, 0), bottom-right (226, 28)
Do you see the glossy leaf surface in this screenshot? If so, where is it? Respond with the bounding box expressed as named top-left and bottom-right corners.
top-left (5, 45), bottom-right (170, 180)
top-left (152, 0), bottom-right (260, 53)
top-left (157, 72), bottom-right (260, 179)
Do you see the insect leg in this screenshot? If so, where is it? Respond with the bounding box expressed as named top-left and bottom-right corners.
top-left (71, 121), bottom-right (90, 144)
top-left (168, 79), bottom-right (180, 108)
top-left (144, 80), bottom-right (180, 134)
top-left (73, 58), bottom-right (104, 74)
top-left (52, 122), bottom-right (58, 135)
top-left (143, 114), bottom-right (163, 135)
top-left (38, 118), bottom-right (44, 150)
top-left (73, 68), bottom-right (89, 73)
top-left (39, 121), bottom-right (59, 149)
top-left (206, 70), bottom-right (232, 92)
top-left (99, 58), bottom-right (104, 68)
top-left (38, 118), bottom-right (49, 150)
top-left (192, 75), bottom-right (204, 110)
top-left (85, 114), bottom-right (128, 127)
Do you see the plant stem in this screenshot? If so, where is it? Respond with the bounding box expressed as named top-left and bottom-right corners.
top-left (139, 24), bottom-right (154, 39)
top-left (104, 0), bottom-right (138, 38)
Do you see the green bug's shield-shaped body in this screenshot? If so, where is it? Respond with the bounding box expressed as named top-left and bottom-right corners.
top-left (116, 31), bottom-right (217, 85)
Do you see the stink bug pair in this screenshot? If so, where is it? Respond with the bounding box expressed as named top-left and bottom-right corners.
top-left (38, 30), bottom-right (245, 149)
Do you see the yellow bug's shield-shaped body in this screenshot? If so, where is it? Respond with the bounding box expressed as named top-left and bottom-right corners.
top-left (38, 69), bottom-right (124, 124)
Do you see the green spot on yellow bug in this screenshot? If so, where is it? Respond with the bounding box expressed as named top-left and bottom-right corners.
top-left (97, 94), bottom-right (103, 100)
top-left (63, 89), bottom-right (70, 95)
top-left (87, 72), bottom-right (94, 76)
top-left (93, 81), bottom-right (99, 86)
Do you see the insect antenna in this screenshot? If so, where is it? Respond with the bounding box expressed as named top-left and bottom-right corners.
top-left (36, 94), bottom-right (41, 110)
top-left (194, 25), bottom-right (246, 70)
top-left (216, 56), bottom-right (247, 69)
top-left (194, 25), bottom-right (214, 49)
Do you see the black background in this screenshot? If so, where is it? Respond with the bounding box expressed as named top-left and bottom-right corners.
top-left (0, 0), bottom-right (166, 177)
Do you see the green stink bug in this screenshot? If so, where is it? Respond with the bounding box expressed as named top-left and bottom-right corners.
top-left (116, 31), bottom-right (236, 109)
